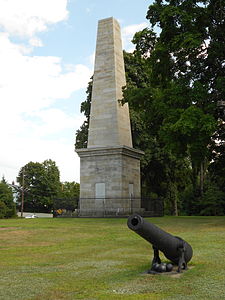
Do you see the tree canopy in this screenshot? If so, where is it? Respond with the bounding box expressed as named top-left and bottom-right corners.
top-left (53, 181), bottom-right (80, 214)
top-left (17, 159), bottom-right (61, 213)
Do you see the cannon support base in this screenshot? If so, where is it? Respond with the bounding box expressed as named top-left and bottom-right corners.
top-left (150, 242), bottom-right (188, 273)
top-left (177, 238), bottom-right (188, 273)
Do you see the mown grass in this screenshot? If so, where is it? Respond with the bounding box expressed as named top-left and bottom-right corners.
top-left (0, 216), bottom-right (225, 299)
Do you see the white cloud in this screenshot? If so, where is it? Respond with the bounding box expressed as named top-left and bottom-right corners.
top-left (0, 34), bottom-right (91, 182)
top-left (0, 0), bottom-right (68, 37)
top-left (29, 37), bottom-right (43, 47)
top-left (26, 109), bottom-right (85, 137)
top-left (0, 0), bottom-right (91, 183)
top-left (0, 132), bottom-right (82, 183)
top-left (122, 22), bottom-right (148, 52)
top-left (0, 34), bottom-right (91, 116)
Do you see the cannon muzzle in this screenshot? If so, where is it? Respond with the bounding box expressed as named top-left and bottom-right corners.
top-left (127, 214), bottom-right (193, 272)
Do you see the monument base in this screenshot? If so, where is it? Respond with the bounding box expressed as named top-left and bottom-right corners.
top-left (76, 146), bottom-right (144, 217)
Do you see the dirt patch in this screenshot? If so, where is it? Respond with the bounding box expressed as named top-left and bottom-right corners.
top-left (0, 227), bottom-right (20, 231)
top-left (1, 229), bottom-right (32, 244)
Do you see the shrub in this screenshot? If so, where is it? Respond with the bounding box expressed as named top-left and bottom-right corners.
top-left (0, 182), bottom-right (16, 218)
top-left (199, 182), bottom-right (225, 216)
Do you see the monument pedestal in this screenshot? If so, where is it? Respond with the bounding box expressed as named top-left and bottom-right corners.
top-left (76, 146), bottom-right (144, 217)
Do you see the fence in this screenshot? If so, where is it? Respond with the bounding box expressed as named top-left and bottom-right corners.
top-left (53, 197), bottom-right (163, 218)
top-left (77, 197), bottom-right (164, 217)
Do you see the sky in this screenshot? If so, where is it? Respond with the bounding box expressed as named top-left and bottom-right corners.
top-left (0, 0), bottom-right (153, 184)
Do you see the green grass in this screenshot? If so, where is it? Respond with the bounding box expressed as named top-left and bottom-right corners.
top-left (0, 216), bottom-right (225, 299)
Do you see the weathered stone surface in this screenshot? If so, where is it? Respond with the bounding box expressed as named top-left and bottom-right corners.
top-left (76, 17), bottom-right (144, 216)
top-left (77, 146), bottom-right (144, 216)
top-left (87, 17), bottom-right (132, 148)
top-left (77, 146), bottom-right (143, 198)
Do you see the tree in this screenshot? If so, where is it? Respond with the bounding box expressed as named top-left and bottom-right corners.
top-left (123, 49), bottom-right (193, 215)
top-left (146, 0), bottom-right (224, 190)
top-left (208, 121), bottom-right (225, 199)
top-left (0, 178), bottom-right (16, 218)
top-left (53, 181), bottom-right (80, 216)
top-left (122, 0), bottom-right (224, 214)
top-left (17, 159), bottom-right (61, 213)
top-left (60, 181), bottom-right (80, 199)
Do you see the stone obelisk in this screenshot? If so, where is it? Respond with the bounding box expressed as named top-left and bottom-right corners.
top-left (76, 17), bottom-right (144, 216)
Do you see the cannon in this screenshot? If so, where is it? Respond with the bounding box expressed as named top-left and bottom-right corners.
top-left (127, 214), bottom-right (193, 273)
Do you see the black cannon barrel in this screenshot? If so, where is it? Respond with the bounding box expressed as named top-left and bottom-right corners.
top-left (127, 214), bottom-right (193, 265)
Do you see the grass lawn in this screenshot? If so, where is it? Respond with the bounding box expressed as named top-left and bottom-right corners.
top-left (0, 216), bottom-right (225, 300)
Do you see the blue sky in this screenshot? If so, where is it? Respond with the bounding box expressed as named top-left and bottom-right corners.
top-left (0, 0), bottom-right (153, 183)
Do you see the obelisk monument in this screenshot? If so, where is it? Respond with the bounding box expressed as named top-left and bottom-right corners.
top-left (76, 17), bottom-right (143, 216)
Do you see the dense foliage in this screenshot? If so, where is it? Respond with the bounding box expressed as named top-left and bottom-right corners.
top-left (0, 177), bottom-right (16, 218)
top-left (17, 160), bottom-right (80, 213)
top-left (75, 0), bottom-right (225, 215)
top-left (53, 181), bottom-right (80, 216)
top-left (17, 159), bottom-right (61, 213)
top-left (124, 0), bottom-right (225, 215)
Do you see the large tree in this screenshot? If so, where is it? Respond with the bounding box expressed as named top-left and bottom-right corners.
top-left (17, 159), bottom-right (61, 213)
top-left (123, 50), bottom-right (193, 215)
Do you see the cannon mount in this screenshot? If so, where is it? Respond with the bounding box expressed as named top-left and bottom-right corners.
top-left (127, 214), bottom-right (193, 274)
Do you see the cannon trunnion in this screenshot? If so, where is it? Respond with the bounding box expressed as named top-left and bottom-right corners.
top-left (127, 214), bottom-right (193, 273)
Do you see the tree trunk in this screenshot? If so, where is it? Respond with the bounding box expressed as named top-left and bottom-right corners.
top-left (200, 162), bottom-right (204, 196)
top-left (173, 196), bottom-right (178, 216)
top-left (167, 181), bottom-right (178, 216)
